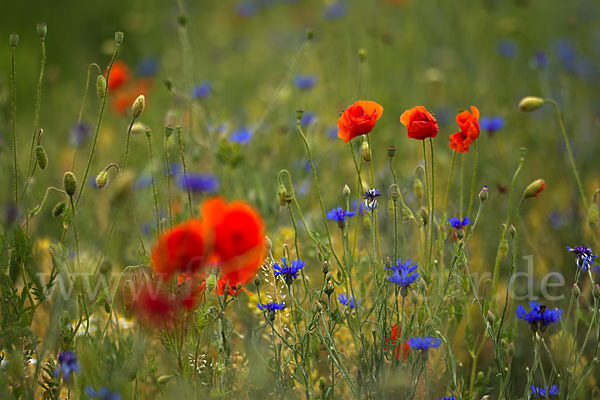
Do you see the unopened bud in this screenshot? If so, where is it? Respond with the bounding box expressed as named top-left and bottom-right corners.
top-left (572, 284), bottom-right (580, 298)
top-left (498, 239), bottom-right (509, 260)
top-left (361, 141), bottom-right (371, 162)
top-left (326, 272), bottom-right (333, 282)
top-left (132, 95), bottom-right (145, 119)
top-left (52, 201), bottom-right (66, 217)
top-left (419, 207), bottom-right (428, 225)
top-left (63, 172), bottom-right (77, 197)
top-left (509, 224), bottom-right (516, 238)
top-left (324, 282), bottom-right (334, 296)
top-left (523, 178), bottom-right (545, 199)
top-left (36, 145), bottom-right (48, 169)
top-left (95, 170), bottom-right (109, 189)
top-left (322, 261), bottom-right (329, 275)
top-left (296, 108), bottom-right (304, 121)
top-left (265, 236), bottom-right (272, 251)
top-left (314, 301), bottom-right (323, 312)
top-left (306, 29), bottom-right (314, 40)
top-left (343, 184), bottom-right (351, 197)
top-left (594, 284), bottom-right (600, 299)
top-left (486, 310), bottom-right (495, 324)
top-left (206, 274), bottom-right (217, 293)
top-left (37, 23), bottom-right (47, 39)
top-left (358, 48), bottom-right (367, 62)
top-left (157, 375), bottom-right (172, 385)
top-left (588, 203), bottom-right (599, 229)
top-left (518, 96), bottom-right (544, 112)
top-left (414, 178), bottom-right (423, 201)
top-left (114, 31), bottom-right (124, 45)
top-left (9, 33), bottom-right (19, 48)
top-left (177, 14), bottom-right (187, 26)
top-left (278, 184), bottom-right (288, 206)
top-left (479, 185), bottom-right (488, 201)
top-left (254, 277), bottom-right (261, 287)
top-left (477, 371), bottom-right (484, 382)
top-left (96, 75), bottom-right (106, 98)
top-left (387, 145), bottom-right (396, 158)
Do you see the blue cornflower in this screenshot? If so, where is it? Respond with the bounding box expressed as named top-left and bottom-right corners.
top-left (293, 75), bottom-right (317, 90)
top-left (257, 301), bottom-right (285, 311)
top-left (387, 259), bottom-right (419, 291)
top-left (438, 396), bottom-right (456, 400)
top-left (136, 58), bottom-right (159, 77)
top-left (448, 216), bottom-right (471, 229)
top-left (480, 116), bottom-right (504, 133)
top-left (165, 163), bottom-right (182, 177)
top-left (337, 293), bottom-right (358, 309)
top-left (326, 206), bottom-right (355, 228)
top-left (54, 351), bottom-right (80, 380)
top-left (516, 301), bottom-right (562, 332)
top-left (324, 1), bottom-right (347, 20)
top-left (84, 385), bottom-right (121, 400)
top-left (176, 174), bottom-right (218, 193)
top-left (531, 384), bottom-right (559, 397)
top-left (364, 189), bottom-right (381, 211)
top-left (407, 336), bottom-right (442, 352)
top-left (531, 50), bottom-right (548, 69)
top-left (273, 257), bottom-right (306, 285)
top-left (230, 127), bottom-right (252, 144)
top-left (192, 81), bottom-right (212, 99)
top-left (70, 122), bottom-right (91, 148)
top-left (497, 39), bottom-right (518, 58)
top-left (300, 112), bottom-right (317, 126)
top-left (554, 38), bottom-right (576, 70)
top-left (567, 246), bottom-right (597, 273)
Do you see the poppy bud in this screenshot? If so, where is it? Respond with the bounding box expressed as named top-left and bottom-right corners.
top-left (387, 145), bottom-right (396, 158)
top-left (498, 239), bottom-right (509, 260)
top-left (358, 48), bottom-right (367, 62)
top-left (523, 178), bottom-right (545, 199)
top-left (52, 201), bottom-right (66, 217)
top-left (414, 178), bottom-right (423, 201)
top-left (296, 107), bottom-right (304, 121)
top-left (343, 184), bottom-right (351, 197)
top-left (132, 95), bottom-right (145, 119)
top-left (36, 145), bottom-right (48, 169)
top-left (145, 128), bottom-right (152, 139)
top-left (37, 23), bottom-right (47, 39)
top-left (411, 290), bottom-right (419, 304)
top-left (518, 96), bottom-right (544, 112)
top-left (278, 184), bottom-right (288, 206)
top-left (63, 172), bottom-right (77, 197)
top-left (588, 203), bottom-right (599, 229)
top-left (479, 185), bottom-right (488, 202)
top-left (96, 75), bottom-right (106, 98)
top-left (361, 141), bottom-right (371, 162)
top-left (9, 33), bottom-right (19, 48)
top-left (157, 375), bottom-right (173, 385)
top-left (95, 170), bottom-right (109, 189)
top-left (419, 207), bottom-right (428, 225)
top-left (114, 31), bottom-right (124, 45)
top-left (206, 274), bottom-right (217, 293)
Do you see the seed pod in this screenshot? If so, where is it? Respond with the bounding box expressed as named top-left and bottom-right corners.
top-left (588, 203), bottom-right (599, 229)
top-left (387, 145), bottom-right (396, 158)
top-left (165, 125), bottom-right (174, 138)
top-left (95, 170), bottom-right (109, 189)
top-left (361, 141), bottom-right (371, 162)
top-left (52, 201), bottom-right (66, 217)
top-left (9, 33), bottom-right (19, 47)
top-left (498, 239), bottom-right (509, 261)
top-left (132, 95), bottom-right (145, 119)
top-left (36, 145), bottom-right (48, 169)
top-left (63, 172), bottom-right (77, 197)
top-left (518, 96), bottom-right (544, 112)
top-left (296, 107), bottom-right (304, 121)
top-left (114, 31), bottom-right (124, 45)
top-left (37, 23), bottom-right (47, 39)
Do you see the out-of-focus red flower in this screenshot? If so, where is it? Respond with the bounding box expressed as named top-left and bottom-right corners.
top-left (151, 219), bottom-right (210, 280)
top-left (386, 324), bottom-right (410, 361)
top-left (106, 60), bottom-right (130, 92)
top-left (449, 106), bottom-right (480, 153)
top-left (400, 106), bottom-right (439, 140)
top-left (112, 78), bottom-right (152, 115)
top-left (337, 100), bottom-right (384, 143)
top-left (131, 281), bottom-right (176, 325)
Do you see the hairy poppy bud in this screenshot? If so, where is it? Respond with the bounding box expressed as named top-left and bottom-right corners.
top-left (37, 23), bottom-right (47, 39)
top-left (63, 172), bottom-right (77, 197)
top-left (419, 207), bottom-right (428, 225)
top-left (157, 375), bottom-right (172, 385)
top-left (9, 33), bottom-right (19, 48)
top-left (36, 145), bottom-right (48, 169)
top-left (361, 141), bottom-right (371, 162)
top-left (479, 185), bottom-right (488, 201)
top-left (206, 274), bottom-right (217, 293)
top-left (278, 184), bottom-right (288, 206)
top-left (523, 178), bottom-right (545, 199)
top-left (52, 201), bottom-right (66, 217)
top-left (414, 178), bottom-right (424, 201)
top-left (132, 95), bottom-right (145, 119)
top-left (296, 107), bottom-right (304, 121)
top-left (96, 170), bottom-right (109, 189)
top-left (518, 96), bottom-right (544, 112)
top-left (588, 203), bottom-right (599, 229)
top-left (387, 145), bottom-right (396, 158)
top-left (114, 31), bottom-right (124, 45)
top-left (96, 75), bottom-right (106, 98)
top-left (498, 239), bottom-right (509, 260)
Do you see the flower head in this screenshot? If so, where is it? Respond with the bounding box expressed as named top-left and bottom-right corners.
top-left (106, 60), bottom-right (130, 92)
top-left (293, 75), bottom-right (317, 90)
top-left (448, 216), bottom-right (471, 230)
top-left (337, 293), bottom-right (358, 309)
top-left (337, 100), bottom-right (384, 143)
top-left (449, 106), bottom-right (480, 153)
top-left (516, 301), bottom-right (562, 332)
top-left (257, 301), bottom-right (286, 312)
top-left (438, 396), bottom-right (456, 400)
top-left (480, 116), bottom-right (504, 134)
top-left (407, 336), bottom-right (442, 351)
top-left (192, 81), bottom-right (212, 99)
top-left (230, 127), bottom-right (252, 144)
top-left (326, 206), bottom-right (356, 228)
top-left (84, 385), bottom-right (121, 400)
top-left (386, 324), bottom-right (410, 361)
top-left (363, 188), bottom-right (381, 211)
top-left (273, 257), bottom-right (306, 285)
top-left (54, 351), bottom-right (80, 380)
top-left (400, 106), bottom-right (438, 140)
top-left (176, 174), bottom-right (219, 193)
top-left (387, 259), bottom-right (419, 289)
top-left (151, 220), bottom-right (207, 279)
top-left (531, 385), bottom-right (559, 397)
top-left (566, 246), bottom-right (597, 273)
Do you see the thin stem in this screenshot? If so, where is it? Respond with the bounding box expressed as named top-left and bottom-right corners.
top-left (176, 125), bottom-right (194, 217)
top-left (146, 133), bottom-right (161, 235)
top-left (122, 118), bottom-right (136, 173)
top-left (10, 44), bottom-right (18, 204)
top-left (428, 138), bottom-right (435, 268)
top-left (164, 137), bottom-right (174, 228)
top-left (467, 140), bottom-right (478, 218)
top-left (25, 36), bottom-right (46, 185)
top-left (422, 141), bottom-right (431, 270)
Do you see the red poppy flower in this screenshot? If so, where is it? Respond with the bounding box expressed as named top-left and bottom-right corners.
top-left (151, 219), bottom-right (209, 280)
top-left (337, 100), bottom-right (384, 143)
top-left (131, 281), bottom-right (176, 325)
top-left (106, 60), bottom-right (130, 92)
top-left (448, 106), bottom-right (480, 153)
top-left (202, 197), bottom-right (265, 286)
top-left (400, 106), bottom-right (439, 140)
top-left (386, 324), bottom-right (410, 361)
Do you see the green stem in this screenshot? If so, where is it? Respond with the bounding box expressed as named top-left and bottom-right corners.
top-left (146, 133), bottom-right (161, 235)
top-left (10, 44), bottom-right (18, 204)
top-left (176, 125), bottom-right (194, 217)
top-left (467, 140), bottom-right (478, 218)
top-left (25, 36), bottom-right (46, 185)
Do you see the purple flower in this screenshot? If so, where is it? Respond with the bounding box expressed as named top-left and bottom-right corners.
top-left (327, 126), bottom-right (339, 140)
top-left (300, 112), bottom-right (317, 126)
top-left (516, 301), bottom-right (562, 332)
top-left (448, 216), bottom-right (471, 229)
top-left (363, 188), bottom-right (381, 211)
top-left (324, 1), bottom-right (347, 20)
top-left (177, 174), bottom-right (218, 193)
top-left (407, 336), bottom-right (442, 351)
top-left (136, 58), bottom-right (159, 77)
top-left (258, 301), bottom-right (285, 311)
top-left (236, 2), bottom-right (257, 17)
top-left (84, 385), bottom-right (121, 400)
top-left (70, 122), bottom-right (91, 148)
top-left (54, 351), bottom-right (80, 380)
top-left (566, 246), bottom-right (597, 272)
top-left (531, 385), bottom-right (559, 397)
top-left (326, 206), bottom-right (356, 223)
top-left (273, 257), bottom-right (306, 285)
top-left (192, 82), bottom-right (212, 99)
top-left (338, 293), bottom-right (358, 309)
top-left (531, 51), bottom-right (548, 69)
top-left (387, 259), bottom-right (419, 289)
top-left (480, 116), bottom-right (504, 133)
top-left (293, 75), bottom-right (317, 90)
top-left (497, 39), bottom-right (518, 58)
top-left (230, 127), bottom-right (252, 144)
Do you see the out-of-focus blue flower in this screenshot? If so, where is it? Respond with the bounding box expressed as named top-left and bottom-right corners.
top-left (566, 246), bottom-right (597, 273)
top-left (273, 257), bottom-right (305, 285)
top-left (449, 216), bottom-right (471, 229)
top-left (70, 122), bottom-right (91, 148)
top-left (326, 206), bottom-right (356, 223)
top-left (531, 51), bottom-right (549, 69)
top-left (364, 188), bottom-right (381, 211)
top-left (437, 396), bottom-right (456, 400)
top-left (136, 58), bottom-right (159, 77)
top-left (176, 174), bottom-right (218, 193)
top-left (432, 107), bottom-right (452, 126)
top-left (84, 385), bottom-right (121, 400)
top-left (574, 56), bottom-right (596, 79)
top-left (230, 127), bottom-right (252, 144)
top-left (257, 301), bottom-right (286, 311)
top-left (192, 81), bottom-right (212, 99)
top-left (351, 199), bottom-right (365, 216)
top-left (531, 385), bottom-right (559, 397)
top-left (300, 112), bottom-right (317, 126)
top-left (324, 1), bottom-right (348, 20)
top-left (338, 293), bottom-right (358, 309)
top-left (165, 163), bottom-right (182, 177)
top-left (133, 175), bottom-right (152, 190)
top-left (497, 39), bottom-right (518, 58)
top-left (236, 1), bottom-right (257, 17)
top-left (554, 39), bottom-right (576, 70)
top-left (328, 126), bottom-right (339, 140)
top-left (407, 336), bottom-right (442, 351)
top-left (387, 259), bottom-right (419, 289)
top-left (480, 116), bottom-right (504, 133)
top-left (54, 351), bottom-right (79, 380)
top-left (293, 75), bottom-right (317, 90)
top-left (516, 301), bottom-right (562, 331)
